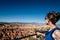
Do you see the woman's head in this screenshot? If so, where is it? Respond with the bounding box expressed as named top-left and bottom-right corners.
top-left (45, 11), bottom-right (60, 25)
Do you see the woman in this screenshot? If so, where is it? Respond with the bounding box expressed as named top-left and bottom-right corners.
top-left (45, 11), bottom-right (60, 40)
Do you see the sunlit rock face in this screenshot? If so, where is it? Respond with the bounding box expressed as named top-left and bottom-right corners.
top-left (0, 23), bottom-right (52, 40)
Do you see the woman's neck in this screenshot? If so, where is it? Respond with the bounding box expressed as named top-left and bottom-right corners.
top-left (49, 24), bottom-right (56, 29)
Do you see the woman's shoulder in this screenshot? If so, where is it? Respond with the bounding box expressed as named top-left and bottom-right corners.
top-left (52, 29), bottom-right (60, 40)
top-left (54, 30), bottom-right (60, 35)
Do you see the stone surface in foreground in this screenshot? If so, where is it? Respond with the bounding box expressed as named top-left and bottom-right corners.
top-left (0, 23), bottom-right (48, 40)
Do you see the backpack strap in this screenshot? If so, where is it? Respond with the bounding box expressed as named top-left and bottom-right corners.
top-left (50, 27), bottom-right (60, 35)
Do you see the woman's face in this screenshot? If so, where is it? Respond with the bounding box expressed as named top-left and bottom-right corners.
top-left (45, 17), bottom-right (49, 25)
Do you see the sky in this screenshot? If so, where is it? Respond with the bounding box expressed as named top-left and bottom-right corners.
top-left (0, 0), bottom-right (60, 24)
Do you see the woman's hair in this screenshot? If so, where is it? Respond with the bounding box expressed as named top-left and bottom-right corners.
top-left (45, 11), bottom-right (60, 24)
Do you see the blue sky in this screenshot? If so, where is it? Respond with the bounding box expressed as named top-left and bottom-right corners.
top-left (0, 0), bottom-right (60, 24)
